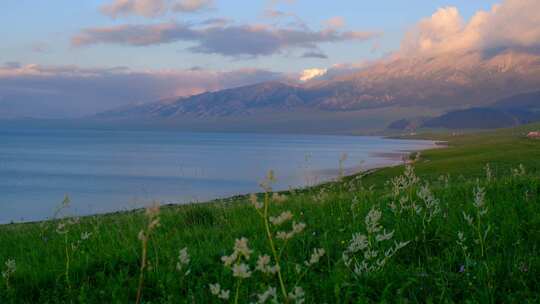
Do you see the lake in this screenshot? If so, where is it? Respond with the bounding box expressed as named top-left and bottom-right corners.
top-left (0, 128), bottom-right (434, 223)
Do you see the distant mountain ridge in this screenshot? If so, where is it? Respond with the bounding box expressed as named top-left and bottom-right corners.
top-left (97, 50), bottom-right (540, 122)
top-left (395, 91), bottom-right (540, 130)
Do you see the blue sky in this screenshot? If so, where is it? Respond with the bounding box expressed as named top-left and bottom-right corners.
top-left (5, 0), bottom-right (540, 118)
top-left (2, 0), bottom-right (499, 72)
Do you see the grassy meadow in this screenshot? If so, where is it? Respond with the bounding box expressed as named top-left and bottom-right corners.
top-left (1, 123), bottom-right (540, 303)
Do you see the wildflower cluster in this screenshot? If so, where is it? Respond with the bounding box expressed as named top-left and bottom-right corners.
top-left (416, 184), bottom-right (442, 223)
top-left (388, 165), bottom-right (422, 215)
top-left (1, 259), bottom-right (16, 289)
top-left (256, 255), bottom-right (280, 275)
top-left (387, 165), bottom-right (444, 246)
top-left (176, 247), bottom-right (190, 275)
top-left (212, 237), bottom-right (253, 302)
top-left (276, 221), bottom-right (306, 241)
top-left (221, 237), bottom-right (253, 275)
top-left (343, 207), bottom-right (409, 276)
top-left (305, 248), bottom-right (325, 267)
top-left (461, 185), bottom-right (490, 258)
top-left (209, 283), bottom-right (230, 300)
top-left (211, 172), bottom-right (322, 303)
top-left (256, 286), bottom-right (278, 303)
top-left (390, 164), bottom-right (420, 198)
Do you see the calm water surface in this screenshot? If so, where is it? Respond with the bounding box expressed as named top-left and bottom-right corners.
top-left (0, 128), bottom-right (434, 223)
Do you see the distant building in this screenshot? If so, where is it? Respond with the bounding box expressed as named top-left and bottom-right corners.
top-left (527, 131), bottom-right (540, 139)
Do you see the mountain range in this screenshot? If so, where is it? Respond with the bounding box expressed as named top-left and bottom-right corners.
top-left (416, 90), bottom-right (540, 130)
top-left (90, 50), bottom-right (540, 133)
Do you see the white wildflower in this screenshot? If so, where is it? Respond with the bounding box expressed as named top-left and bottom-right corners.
top-left (210, 283), bottom-right (221, 295)
top-left (375, 230), bottom-right (395, 242)
top-left (365, 208), bottom-right (382, 234)
top-left (256, 286), bottom-right (277, 303)
top-left (276, 221), bottom-right (306, 240)
top-left (176, 247), bottom-right (190, 273)
top-left (210, 283), bottom-right (230, 300)
top-left (234, 237), bottom-right (253, 259)
top-left (269, 211), bottom-right (293, 226)
top-left (347, 233), bottom-right (369, 253)
top-left (221, 251), bottom-right (238, 267)
top-left (232, 263), bottom-right (252, 279)
top-left (417, 184), bottom-right (441, 222)
top-left (293, 222), bottom-right (306, 234)
top-left (219, 289), bottom-right (230, 300)
top-left (288, 286), bottom-right (305, 304)
top-left (222, 237), bottom-right (252, 266)
top-left (256, 255), bottom-right (280, 274)
top-left (457, 231), bottom-right (469, 257)
top-left (463, 212), bottom-right (474, 226)
top-left (305, 248), bottom-right (325, 266)
top-left (250, 193), bottom-right (263, 209)
top-left (81, 231), bottom-right (92, 240)
top-left (1, 259), bottom-right (16, 279)
top-left (343, 209), bottom-right (409, 275)
top-left (473, 186), bottom-right (486, 211)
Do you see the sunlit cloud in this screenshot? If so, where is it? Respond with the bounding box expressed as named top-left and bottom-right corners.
top-left (400, 0), bottom-right (540, 56)
top-left (299, 68), bottom-right (327, 82)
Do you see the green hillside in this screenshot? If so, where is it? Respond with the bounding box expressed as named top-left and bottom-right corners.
top-left (1, 123), bottom-right (539, 303)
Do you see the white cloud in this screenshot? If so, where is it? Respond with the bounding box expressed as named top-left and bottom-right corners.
top-left (100, 0), bottom-right (213, 18)
top-left (299, 68), bottom-right (327, 82)
top-left (400, 0), bottom-right (540, 56)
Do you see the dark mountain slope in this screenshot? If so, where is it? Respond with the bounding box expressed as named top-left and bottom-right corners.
top-left (419, 90), bottom-right (540, 129)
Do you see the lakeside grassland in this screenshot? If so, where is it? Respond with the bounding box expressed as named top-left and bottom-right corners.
top-left (1, 123), bottom-right (539, 303)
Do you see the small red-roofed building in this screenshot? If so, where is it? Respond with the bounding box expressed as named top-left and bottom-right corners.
top-left (527, 131), bottom-right (540, 139)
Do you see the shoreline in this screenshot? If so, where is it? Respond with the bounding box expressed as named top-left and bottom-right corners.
top-left (0, 138), bottom-right (442, 227)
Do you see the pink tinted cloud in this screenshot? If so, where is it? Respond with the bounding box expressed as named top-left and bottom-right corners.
top-left (0, 63), bottom-right (282, 117)
top-left (400, 0), bottom-right (540, 57)
top-left (100, 0), bottom-right (213, 18)
top-left (72, 22), bottom-right (379, 57)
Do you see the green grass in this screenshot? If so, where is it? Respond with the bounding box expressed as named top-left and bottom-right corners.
top-left (1, 123), bottom-right (540, 303)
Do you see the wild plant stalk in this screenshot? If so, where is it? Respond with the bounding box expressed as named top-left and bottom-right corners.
top-left (473, 186), bottom-right (488, 258)
top-left (64, 232), bottom-right (71, 291)
top-left (248, 171), bottom-right (290, 302)
top-left (262, 190), bottom-right (288, 301)
top-left (56, 216), bottom-right (79, 292)
top-left (135, 203), bottom-right (160, 304)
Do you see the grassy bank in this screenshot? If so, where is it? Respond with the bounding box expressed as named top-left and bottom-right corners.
top-left (1, 124), bottom-right (539, 303)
